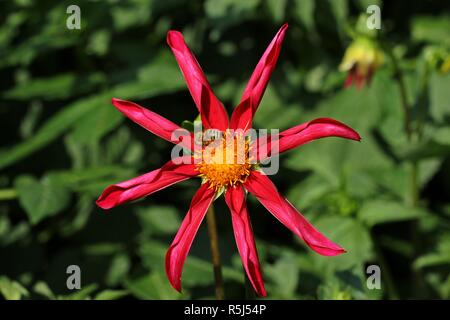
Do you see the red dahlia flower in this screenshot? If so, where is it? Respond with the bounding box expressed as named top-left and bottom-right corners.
top-left (96, 23), bottom-right (361, 297)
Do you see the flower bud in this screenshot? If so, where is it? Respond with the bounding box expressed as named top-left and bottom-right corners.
top-left (339, 38), bottom-right (384, 89)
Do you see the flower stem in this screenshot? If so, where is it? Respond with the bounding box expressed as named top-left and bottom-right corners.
top-left (0, 188), bottom-right (17, 201)
top-left (206, 204), bottom-right (225, 300)
top-left (387, 46), bottom-right (420, 205)
top-left (387, 47), bottom-right (412, 140)
top-left (388, 45), bottom-right (425, 296)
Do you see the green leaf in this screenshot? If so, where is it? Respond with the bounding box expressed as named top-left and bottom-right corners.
top-left (33, 281), bottom-right (55, 300)
top-left (294, 0), bottom-right (315, 32)
top-left (285, 133), bottom-right (390, 188)
top-left (95, 289), bottom-right (129, 300)
top-left (287, 175), bottom-right (332, 210)
top-left (48, 166), bottom-right (135, 189)
top-left (354, 0), bottom-right (381, 10)
top-left (137, 205), bottom-right (181, 236)
top-left (317, 279), bottom-right (352, 300)
top-left (0, 276), bottom-right (28, 300)
top-left (111, 1), bottom-right (152, 31)
top-left (4, 73), bottom-right (105, 101)
top-left (358, 200), bottom-right (427, 227)
top-left (83, 243), bottom-right (124, 256)
top-left (20, 102), bottom-right (43, 139)
top-left (125, 272), bottom-right (183, 300)
top-left (60, 194), bottom-right (94, 236)
top-left (0, 52), bottom-right (185, 170)
top-left (267, 0), bottom-right (287, 23)
top-left (327, 0), bottom-right (348, 37)
top-left (265, 252), bottom-right (299, 298)
top-left (414, 252), bottom-right (450, 269)
top-left (425, 273), bottom-right (450, 299)
top-left (139, 241), bottom-right (243, 287)
top-left (311, 216), bottom-right (373, 270)
top-left (204, 0), bottom-right (260, 20)
top-left (4, 73), bottom-right (75, 100)
top-left (113, 52), bottom-right (186, 99)
top-left (429, 73), bottom-right (450, 122)
top-left (414, 235), bottom-right (450, 269)
top-left (253, 85), bottom-right (302, 129)
top-left (106, 253), bottom-right (131, 287)
top-left (86, 30), bottom-right (111, 56)
top-left (0, 221), bottom-right (30, 246)
top-left (57, 284), bottom-right (98, 300)
top-left (379, 235), bottom-right (414, 258)
top-left (14, 174), bottom-right (71, 225)
top-left (366, 159), bottom-right (441, 199)
top-left (411, 15), bottom-right (450, 45)
top-left (398, 140), bottom-right (450, 161)
top-left (433, 127), bottom-right (450, 145)
top-left (70, 103), bottom-right (124, 145)
top-left (0, 93), bottom-right (109, 170)
top-left (0, 12), bottom-right (28, 48)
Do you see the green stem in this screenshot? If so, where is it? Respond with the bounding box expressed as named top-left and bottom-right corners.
top-left (410, 162), bottom-right (419, 207)
top-left (388, 44), bottom-right (425, 297)
top-left (206, 204), bottom-right (225, 300)
top-left (387, 48), bottom-right (413, 140)
top-left (387, 46), bottom-right (419, 206)
top-left (0, 188), bottom-right (18, 200)
top-left (416, 65), bottom-right (430, 141)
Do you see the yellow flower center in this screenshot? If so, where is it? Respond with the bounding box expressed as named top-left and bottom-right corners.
top-left (195, 131), bottom-right (253, 190)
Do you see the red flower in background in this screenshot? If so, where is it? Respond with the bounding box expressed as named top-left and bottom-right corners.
top-left (96, 24), bottom-right (361, 297)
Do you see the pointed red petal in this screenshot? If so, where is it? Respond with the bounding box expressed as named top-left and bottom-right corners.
top-left (256, 118), bottom-right (361, 160)
top-left (96, 156), bottom-right (196, 209)
top-left (165, 183), bottom-right (216, 292)
top-left (230, 23), bottom-right (288, 130)
top-left (244, 171), bottom-right (346, 256)
top-left (167, 31), bottom-right (228, 131)
top-left (111, 98), bottom-right (194, 150)
top-left (225, 185), bottom-right (266, 297)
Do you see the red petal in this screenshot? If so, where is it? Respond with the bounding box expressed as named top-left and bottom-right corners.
top-left (344, 71), bottom-right (354, 88)
top-left (167, 31), bottom-right (229, 131)
top-left (111, 98), bottom-right (194, 150)
top-left (165, 183), bottom-right (216, 292)
top-left (244, 171), bottom-right (345, 256)
top-left (355, 72), bottom-right (365, 89)
top-left (225, 185), bottom-right (266, 297)
top-left (256, 118), bottom-right (361, 160)
top-left (230, 23), bottom-right (288, 130)
top-left (96, 156), bottom-right (197, 209)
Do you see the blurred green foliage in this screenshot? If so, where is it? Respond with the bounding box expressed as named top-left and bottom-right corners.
top-left (0, 0), bottom-right (449, 300)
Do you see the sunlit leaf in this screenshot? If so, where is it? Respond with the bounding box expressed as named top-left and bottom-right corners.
top-left (0, 276), bottom-right (28, 300)
top-left (125, 272), bottom-right (183, 300)
top-left (14, 174), bottom-right (71, 225)
top-left (95, 289), bottom-right (129, 300)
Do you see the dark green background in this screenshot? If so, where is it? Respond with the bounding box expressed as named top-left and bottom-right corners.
top-left (0, 0), bottom-right (449, 299)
